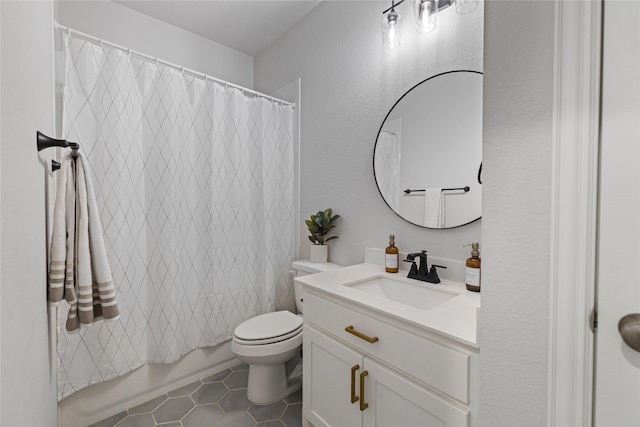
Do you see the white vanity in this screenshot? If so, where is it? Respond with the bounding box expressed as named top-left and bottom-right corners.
top-left (296, 262), bottom-right (480, 427)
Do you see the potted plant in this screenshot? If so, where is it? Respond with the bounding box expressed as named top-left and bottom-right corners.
top-left (306, 208), bottom-right (340, 262)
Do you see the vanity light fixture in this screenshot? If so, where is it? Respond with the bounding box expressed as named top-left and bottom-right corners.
top-left (382, 1), bottom-right (404, 49)
top-left (414, 0), bottom-right (438, 34)
top-left (382, 0), bottom-right (478, 49)
top-left (455, 0), bottom-right (479, 14)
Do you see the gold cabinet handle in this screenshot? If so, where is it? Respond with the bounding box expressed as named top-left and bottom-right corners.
top-left (359, 370), bottom-right (369, 412)
top-left (345, 325), bottom-right (379, 343)
top-left (350, 365), bottom-right (360, 404)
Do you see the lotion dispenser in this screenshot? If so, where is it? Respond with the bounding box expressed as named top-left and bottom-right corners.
top-left (385, 235), bottom-right (399, 273)
top-left (464, 242), bottom-right (481, 292)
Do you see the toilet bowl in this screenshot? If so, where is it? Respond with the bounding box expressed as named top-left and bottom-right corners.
top-left (231, 311), bottom-right (303, 404)
top-left (231, 260), bottom-right (342, 405)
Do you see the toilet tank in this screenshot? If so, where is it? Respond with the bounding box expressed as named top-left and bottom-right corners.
top-left (291, 260), bottom-right (342, 314)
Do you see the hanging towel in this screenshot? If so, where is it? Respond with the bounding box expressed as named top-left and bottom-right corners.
top-left (48, 155), bottom-right (74, 308)
top-left (48, 153), bottom-right (119, 333)
top-left (48, 156), bottom-right (81, 331)
top-left (64, 159), bottom-right (79, 331)
top-left (423, 187), bottom-right (444, 228)
top-left (76, 153), bottom-right (119, 325)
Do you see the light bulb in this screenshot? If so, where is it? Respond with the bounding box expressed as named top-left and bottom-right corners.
top-left (413, 0), bottom-right (437, 34)
top-left (456, 0), bottom-right (479, 14)
top-left (382, 10), bottom-right (403, 49)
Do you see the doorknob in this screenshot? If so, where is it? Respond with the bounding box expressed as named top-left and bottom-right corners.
top-left (618, 313), bottom-right (640, 352)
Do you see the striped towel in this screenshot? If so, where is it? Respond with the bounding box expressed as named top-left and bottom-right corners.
top-left (48, 155), bottom-right (75, 311)
top-left (48, 153), bottom-right (119, 333)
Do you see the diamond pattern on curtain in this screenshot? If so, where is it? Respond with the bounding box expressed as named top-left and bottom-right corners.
top-left (374, 130), bottom-right (400, 212)
top-left (56, 35), bottom-right (295, 400)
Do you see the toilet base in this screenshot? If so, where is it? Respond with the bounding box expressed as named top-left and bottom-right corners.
top-left (246, 363), bottom-right (302, 405)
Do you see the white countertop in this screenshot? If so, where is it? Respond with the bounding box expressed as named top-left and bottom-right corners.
top-left (296, 263), bottom-right (481, 348)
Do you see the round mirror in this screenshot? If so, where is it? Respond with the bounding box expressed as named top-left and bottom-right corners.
top-left (374, 70), bottom-right (482, 229)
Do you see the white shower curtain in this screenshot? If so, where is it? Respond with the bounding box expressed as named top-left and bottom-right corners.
top-left (56, 34), bottom-right (295, 399)
top-left (374, 131), bottom-right (400, 212)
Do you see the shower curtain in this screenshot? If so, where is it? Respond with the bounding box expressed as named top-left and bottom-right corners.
top-left (56, 34), bottom-right (295, 400)
top-left (374, 131), bottom-right (400, 211)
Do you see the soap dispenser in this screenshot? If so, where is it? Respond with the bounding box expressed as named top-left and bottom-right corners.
top-left (464, 242), bottom-right (481, 292)
top-left (385, 234), bottom-right (399, 273)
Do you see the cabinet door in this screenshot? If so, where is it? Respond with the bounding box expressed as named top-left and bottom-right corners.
top-left (362, 359), bottom-right (469, 427)
top-left (303, 325), bottom-right (363, 427)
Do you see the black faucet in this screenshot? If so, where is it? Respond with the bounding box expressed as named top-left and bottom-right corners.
top-left (404, 251), bottom-right (446, 284)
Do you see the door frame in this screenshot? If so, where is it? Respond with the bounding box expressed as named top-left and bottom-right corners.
top-left (548, 0), bottom-right (602, 425)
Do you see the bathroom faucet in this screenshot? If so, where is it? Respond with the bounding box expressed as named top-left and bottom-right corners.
top-left (404, 251), bottom-right (446, 284)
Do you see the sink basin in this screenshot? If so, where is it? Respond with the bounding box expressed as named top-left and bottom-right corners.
top-left (344, 276), bottom-right (457, 310)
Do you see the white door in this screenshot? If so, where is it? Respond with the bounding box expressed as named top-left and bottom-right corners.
top-left (362, 358), bottom-right (468, 427)
top-left (303, 325), bottom-right (363, 427)
top-left (594, 1), bottom-right (640, 425)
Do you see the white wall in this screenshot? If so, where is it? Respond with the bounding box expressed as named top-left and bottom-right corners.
top-left (55, 0), bottom-right (254, 89)
top-left (256, 1), bottom-right (556, 425)
top-left (480, 1), bottom-right (554, 425)
top-left (255, 1), bottom-right (483, 266)
top-left (0, 1), bottom-right (58, 425)
top-left (0, 2), bottom-right (557, 425)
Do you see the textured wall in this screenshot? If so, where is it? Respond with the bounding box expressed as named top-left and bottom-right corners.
top-left (480, 1), bottom-right (554, 425)
top-left (1, 1), bottom-right (58, 425)
top-left (56, 0), bottom-right (254, 88)
top-left (256, 0), bottom-right (556, 424)
top-left (255, 1), bottom-right (484, 266)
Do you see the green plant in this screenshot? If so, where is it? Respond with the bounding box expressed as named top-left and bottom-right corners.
top-left (306, 208), bottom-right (340, 245)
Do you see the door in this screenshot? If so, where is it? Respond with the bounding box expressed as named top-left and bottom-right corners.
top-left (362, 358), bottom-right (468, 427)
top-left (303, 325), bottom-right (363, 427)
top-left (594, 0), bottom-right (640, 425)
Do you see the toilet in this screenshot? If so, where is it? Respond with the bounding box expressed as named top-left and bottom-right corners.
top-left (231, 260), bottom-right (341, 405)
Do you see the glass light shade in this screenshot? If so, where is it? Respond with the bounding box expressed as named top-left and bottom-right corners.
top-left (413, 0), bottom-right (438, 34)
top-left (456, 0), bottom-right (479, 14)
top-left (382, 10), bottom-right (403, 49)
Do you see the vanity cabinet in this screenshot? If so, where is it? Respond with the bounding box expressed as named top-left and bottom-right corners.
top-left (302, 291), bottom-right (477, 427)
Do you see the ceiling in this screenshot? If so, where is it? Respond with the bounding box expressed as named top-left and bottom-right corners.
top-left (115, 0), bottom-right (323, 56)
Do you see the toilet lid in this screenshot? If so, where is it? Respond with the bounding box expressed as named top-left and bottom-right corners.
top-left (234, 311), bottom-right (303, 342)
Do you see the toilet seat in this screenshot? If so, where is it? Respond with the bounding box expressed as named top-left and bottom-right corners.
top-left (233, 311), bottom-right (303, 345)
top-left (233, 326), bottom-right (302, 346)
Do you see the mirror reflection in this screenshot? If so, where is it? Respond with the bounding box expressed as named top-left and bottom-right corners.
top-left (374, 70), bottom-right (483, 228)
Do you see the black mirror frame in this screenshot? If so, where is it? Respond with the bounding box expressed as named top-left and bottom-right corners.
top-left (373, 70), bottom-right (483, 229)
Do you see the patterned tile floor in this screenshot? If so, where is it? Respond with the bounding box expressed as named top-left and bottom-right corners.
top-left (89, 363), bottom-right (302, 427)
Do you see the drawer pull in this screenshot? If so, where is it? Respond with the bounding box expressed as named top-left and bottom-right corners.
top-left (359, 370), bottom-right (369, 412)
top-left (345, 325), bottom-right (379, 343)
top-left (350, 365), bottom-right (360, 404)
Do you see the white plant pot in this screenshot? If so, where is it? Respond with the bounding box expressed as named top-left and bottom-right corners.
top-left (310, 245), bottom-right (328, 263)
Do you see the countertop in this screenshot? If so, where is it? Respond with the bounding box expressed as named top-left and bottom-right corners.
top-left (296, 263), bottom-right (481, 348)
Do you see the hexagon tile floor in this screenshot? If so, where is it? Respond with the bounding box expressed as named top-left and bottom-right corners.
top-left (89, 363), bottom-right (302, 427)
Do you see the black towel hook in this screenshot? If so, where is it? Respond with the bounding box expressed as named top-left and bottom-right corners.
top-left (36, 131), bottom-right (80, 172)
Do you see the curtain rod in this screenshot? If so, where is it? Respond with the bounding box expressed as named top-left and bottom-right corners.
top-left (55, 23), bottom-right (295, 108)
